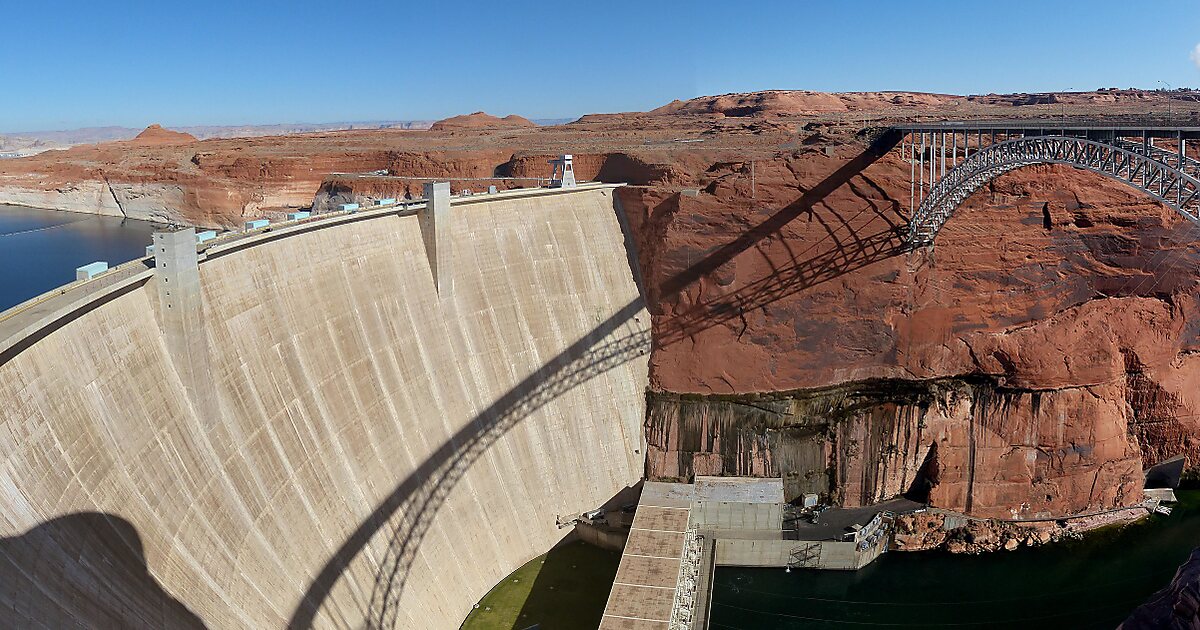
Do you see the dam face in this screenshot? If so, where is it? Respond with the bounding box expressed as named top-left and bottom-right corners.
top-left (0, 186), bottom-right (650, 628)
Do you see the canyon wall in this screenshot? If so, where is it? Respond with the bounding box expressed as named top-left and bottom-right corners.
top-left (0, 186), bottom-right (649, 628)
top-left (622, 149), bottom-right (1200, 518)
top-left (645, 378), bottom-right (1143, 519)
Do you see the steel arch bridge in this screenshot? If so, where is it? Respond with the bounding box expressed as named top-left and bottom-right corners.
top-left (891, 122), bottom-right (1200, 245)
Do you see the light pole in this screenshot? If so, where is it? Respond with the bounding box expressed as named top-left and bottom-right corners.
top-left (1158, 80), bottom-right (1173, 123)
top-left (1060, 87), bottom-right (1073, 127)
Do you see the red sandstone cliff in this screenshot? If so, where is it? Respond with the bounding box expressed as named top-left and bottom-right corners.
top-left (625, 149), bottom-right (1200, 517)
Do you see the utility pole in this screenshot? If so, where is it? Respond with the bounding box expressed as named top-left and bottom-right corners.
top-left (1159, 80), bottom-right (1174, 124)
top-left (1060, 87), bottom-right (1073, 126)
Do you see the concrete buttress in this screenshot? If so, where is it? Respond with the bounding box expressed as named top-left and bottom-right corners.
top-left (153, 228), bottom-right (219, 420)
top-left (421, 181), bottom-right (452, 295)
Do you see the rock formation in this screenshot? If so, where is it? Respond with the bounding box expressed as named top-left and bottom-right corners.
top-left (129, 124), bottom-right (197, 146)
top-left (429, 111), bottom-right (536, 131)
top-left (649, 90), bottom-right (962, 117)
top-left (630, 158), bottom-right (1200, 517)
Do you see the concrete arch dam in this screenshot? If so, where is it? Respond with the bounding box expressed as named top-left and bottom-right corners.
top-left (0, 184), bottom-right (650, 628)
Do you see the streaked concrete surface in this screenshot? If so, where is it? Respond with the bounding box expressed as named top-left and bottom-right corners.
top-left (0, 185), bottom-right (649, 628)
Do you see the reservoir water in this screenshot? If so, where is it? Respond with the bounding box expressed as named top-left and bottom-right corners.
top-left (710, 490), bottom-right (1199, 629)
top-left (0, 205), bottom-right (161, 312)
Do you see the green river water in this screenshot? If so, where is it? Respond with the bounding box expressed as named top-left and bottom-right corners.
top-left (710, 490), bottom-right (1200, 630)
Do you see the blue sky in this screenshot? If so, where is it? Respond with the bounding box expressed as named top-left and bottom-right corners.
top-left (3, 0), bottom-right (1199, 132)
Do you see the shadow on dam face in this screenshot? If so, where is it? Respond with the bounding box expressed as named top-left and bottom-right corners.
top-left (289, 139), bottom-right (903, 628)
top-left (0, 512), bottom-right (204, 629)
top-left (289, 300), bottom-right (651, 628)
top-left (0, 146), bottom-right (902, 628)
top-left (0, 146), bottom-right (908, 630)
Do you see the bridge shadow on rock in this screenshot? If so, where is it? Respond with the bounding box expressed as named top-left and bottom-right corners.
top-left (658, 200), bottom-right (906, 348)
top-left (288, 134), bottom-right (906, 629)
top-left (657, 131), bottom-right (907, 347)
top-left (658, 128), bottom-right (904, 298)
top-left (0, 512), bottom-right (205, 629)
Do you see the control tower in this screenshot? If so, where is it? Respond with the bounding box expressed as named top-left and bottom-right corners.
top-left (549, 154), bottom-right (577, 188)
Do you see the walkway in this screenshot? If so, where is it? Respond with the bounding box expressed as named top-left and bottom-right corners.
top-left (787, 497), bottom-right (921, 541)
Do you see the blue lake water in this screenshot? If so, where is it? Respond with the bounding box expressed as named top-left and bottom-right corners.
top-left (0, 204), bottom-right (162, 312)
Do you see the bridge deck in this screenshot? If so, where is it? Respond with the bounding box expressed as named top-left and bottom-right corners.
top-left (888, 120), bottom-right (1200, 244)
top-left (896, 120), bottom-right (1200, 139)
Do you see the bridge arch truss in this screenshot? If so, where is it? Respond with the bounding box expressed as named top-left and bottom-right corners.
top-left (894, 124), bottom-right (1200, 245)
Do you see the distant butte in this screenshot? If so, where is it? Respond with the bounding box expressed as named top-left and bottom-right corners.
top-left (429, 111), bottom-right (536, 131)
top-left (129, 124), bottom-right (197, 146)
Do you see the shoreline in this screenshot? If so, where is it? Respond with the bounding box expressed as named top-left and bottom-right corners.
top-left (894, 500), bottom-right (1160, 554)
top-left (0, 202), bottom-right (167, 227)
